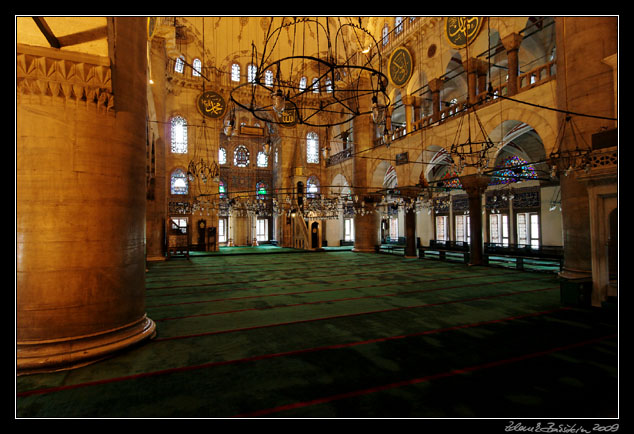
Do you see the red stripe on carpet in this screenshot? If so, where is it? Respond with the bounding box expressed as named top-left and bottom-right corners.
top-left (16, 307), bottom-right (568, 398)
top-left (152, 278), bottom-right (556, 322)
top-left (232, 333), bottom-right (617, 418)
top-left (146, 270), bottom-right (526, 306)
top-left (151, 286), bottom-right (559, 342)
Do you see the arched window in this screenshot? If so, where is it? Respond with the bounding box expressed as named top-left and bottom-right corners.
top-left (248, 64), bottom-right (257, 83)
top-left (218, 147), bottom-right (227, 165)
top-left (395, 17), bottom-right (403, 34)
top-left (299, 76), bottom-right (307, 91)
top-left (382, 24), bottom-right (389, 46)
top-left (440, 170), bottom-right (462, 189)
top-left (257, 151), bottom-right (268, 167)
top-left (312, 78), bottom-right (319, 93)
top-left (306, 132), bottom-right (319, 164)
top-left (256, 181), bottom-right (268, 199)
top-left (174, 55), bottom-right (185, 73)
top-left (234, 145), bottom-right (250, 167)
top-left (170, 116), bottom-right (187, 154)
top-left (192, 58), bottom-right (202, 77)
top-left (171, 169), bottom-right (188, 195)
top-left (489, 155), bottom-right (538, 185)
top-left (383, 165), bottom-right (398, 189)
top-left (218, 180), bottom-right (227, 198)
top-left (231, 63), bottom-right (240, 82)
top-left (325, 78), bottom-right (333, 93)
top-left (306, 176), bottom-right (320, 198)
top-left (264, 70), bottom-right (274, 88)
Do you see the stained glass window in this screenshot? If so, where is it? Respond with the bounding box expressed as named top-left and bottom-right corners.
top-left (440, 170), bottom-right (462, 189)
top-left (170, 116), bottom-right (187, 154)
top-left (234, 145), bottom-right (250, 167)
top-left (218, 180), bottom-right (226, 198)
top-left (489, 155), bottom-right (537, 185)
top-left (219, 147), bottom-right (227, 165)
top-left (257, 151), bottom-right (268, 167)
top-left (256, 181), bottom-right (267, 199)
top-left (171, 169), bottom-right (188, 195)
top-left (307, 132), bottom-right (319, 164)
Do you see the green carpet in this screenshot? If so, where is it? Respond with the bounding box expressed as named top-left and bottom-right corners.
top-left (16, 250), bottom-right (618, 418)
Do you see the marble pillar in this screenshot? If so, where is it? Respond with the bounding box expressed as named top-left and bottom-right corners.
top-left (460, 174), bottom-right (490, 266)
top-left (555, 16), bottom-right (617, 305)
top-left (16, 18), bottom-right (156, 374)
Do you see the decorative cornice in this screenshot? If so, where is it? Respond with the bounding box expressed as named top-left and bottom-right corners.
top-left (16, 46), bottom-right (114, 111)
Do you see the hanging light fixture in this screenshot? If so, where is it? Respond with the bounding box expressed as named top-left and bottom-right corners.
top-left (187, 118), bottom-right (220, 198)
top-left (230, 17), bottom-right (391, 128)
top-left (447, 20), bottom-right (495, 175)
top-left (271, 88), bottom-right (286, 115)
top-left (448, 103), bottom-right (495, 174)
top-left (548, 115), bottom-right (592, 177)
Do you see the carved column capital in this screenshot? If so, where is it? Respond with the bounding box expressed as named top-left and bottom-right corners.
top-left (428, 78), bottom-right (444, 92)
top-left (502, 32), bottom-right (523, 52)
top-left (459, 174), bottom-right (491, 197)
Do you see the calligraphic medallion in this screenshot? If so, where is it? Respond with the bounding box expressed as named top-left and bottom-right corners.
top-left (276, 101), bottom-right (298, 127)
top-left (196, 90), bottom-right (227, 119)
top-left (445, 17), bottom-right (484, 48)
top-left (388, 46), bottom-right (414, 88)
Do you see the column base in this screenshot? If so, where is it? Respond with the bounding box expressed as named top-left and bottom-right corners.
top-left (559, 268), bottom-right (593, 307)
top-left (352, 247), bottom-right (377, 253)
top-left (17, 315), bottom-right (156, 375)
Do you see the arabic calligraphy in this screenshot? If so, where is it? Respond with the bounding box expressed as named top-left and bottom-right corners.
top-left (388, 47), bottom-right (413, 87)
top-left (446, 17), bottom-right (484, 48)
top-left (197, 91), bottom-right (226, 119)
top-left (278, 101), bottom-right (297, 126)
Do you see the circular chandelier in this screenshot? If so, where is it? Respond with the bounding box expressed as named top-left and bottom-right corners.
top-left (548, 115), bottom-right (592, 177)
top-left (229, 17), bottom-right (391, 128)
top-left (449, 104), bottom-right (496, 174)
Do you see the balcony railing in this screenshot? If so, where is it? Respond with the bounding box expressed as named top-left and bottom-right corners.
top-left (326, 148), bottom-right (353, 167)
top-left (401, 59), bottom-right (557, 143)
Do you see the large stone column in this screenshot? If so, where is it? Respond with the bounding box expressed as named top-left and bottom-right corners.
top-left (555, 16), bottom-right (617, 305)
top-left (352, 79), bottom-right (380, 252)
top-left (404, 205), bottom-right (417, 258)
top-left (460, 174), bottom-right (490, 266)
top-left (16, 17), bottom-right (155, 374)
